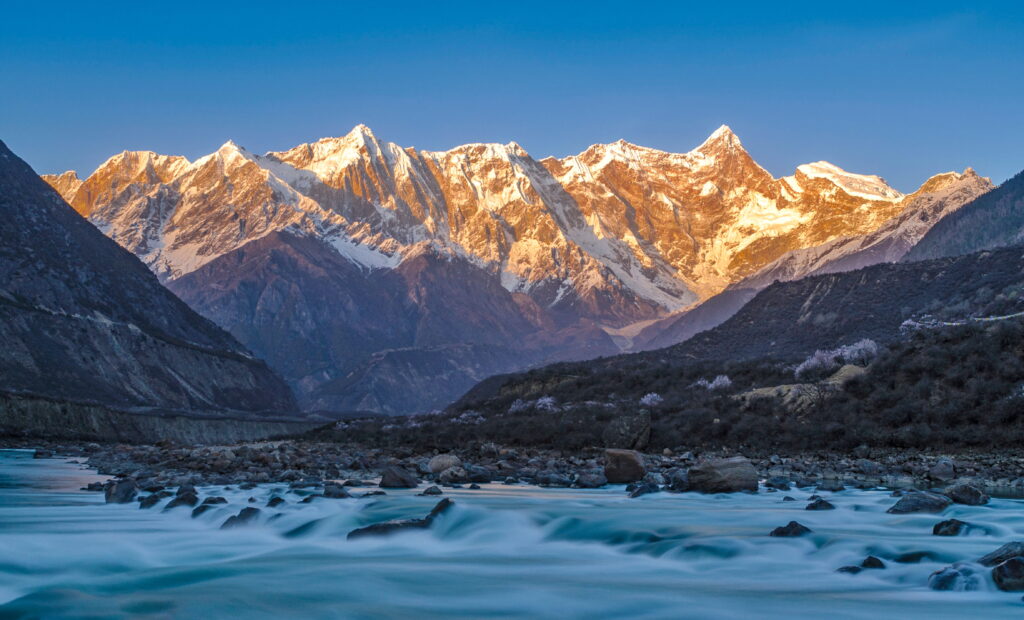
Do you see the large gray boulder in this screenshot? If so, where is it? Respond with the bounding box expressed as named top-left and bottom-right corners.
top-left (428, 454), bottom-right (461, 474)
top-left (603, 449), bottom-right (646, 483)
top-left (379, 466), bottom-right (419, 488)
top-left (886, 491), bottom-right (951, 514)
top-left (104, 479), bottom-right (137, 504)
top-left (943, 482), bottom-right (989, 506)
top-left (992, 557), bottom-right (1024, 591)
top-left (688, 457), bottom-right (758, 493)
top-left (979, 542), bottom-right (1024, 567)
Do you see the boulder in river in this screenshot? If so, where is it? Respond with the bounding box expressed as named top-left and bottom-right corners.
top-left (992, 557), bottom-right (1024, 591)
top-left (628, 482), bottom-right (660, 498)
top-left (805, 498), bottom-right (835, 511)
top-left (163, 491), bottom-right (199, 511)
top-left (221, 507), bottom-right (262, 529)
top-left (420, 486), bottom-right (443, 496)
top-left (770, 521), bottom-right (812, 537)
top-left (929, 563), bottom-right (981, 591)
top-left (666, 469), bottom-right (689, 492)
top-left (428, 454), bottom-right (461, 474)
top-left (933, 519), bottom-right (968, 536)
top-left (603, 449), bottom-right (646, 484)
top-left (105, 479), bottom-right (137, 504)
top-left (323, 485), bottom-right (351, 499)
top-left (885, 491), bottom-right (952, 514)
top-left (379, 466), bottom-right (419, 489)
top-left (943, 483), bottom-right (989, 506)
top-left (688, 457), bottom-right (758, 493)
top-left (267, 497), bottom-right (286, 508)
top-left (979, 542), bottom-right (1024, 567)
top-left (861, 556), bottom-right (885, 569)
top-left (347, 498), bottom-right (453, 540)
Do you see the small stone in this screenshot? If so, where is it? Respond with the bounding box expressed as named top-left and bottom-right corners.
top-left (861, 556), bottom-right (885, 569)
top-left (929, 563), bottom-right (981, 591)
top-left (805, 498), bottom-right (835, 511)
top-left (933, 518), bottom-right (969, 536)
top-left (221, 507), bottom-right (262, 529)
top-left (629, 482), bottom-right (660, 498)
top-left (770, 521), bottom-right (812, 537)
top-left (267, 497), bottom-right (285, 508)
top-left (420, 486), bottom-right (443, 496)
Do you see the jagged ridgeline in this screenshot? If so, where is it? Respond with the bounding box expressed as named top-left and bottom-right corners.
top-left (42, 125), bottom-right (991, 414)
top-left (0, 140), bottom-right (304, 442)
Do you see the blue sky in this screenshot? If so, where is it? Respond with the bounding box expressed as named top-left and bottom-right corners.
top-left (1, 1), bottom-right (1021, 190)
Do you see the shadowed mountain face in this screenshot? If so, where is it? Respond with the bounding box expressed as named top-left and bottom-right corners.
top-left (43, 125), bottom-right (987, 414)
top-left (0, 139), bottom-right (296, 418)
top-left (458, 244), bottom-right (1024, 410)
top-left (167, 232), bottom-right (619, 414)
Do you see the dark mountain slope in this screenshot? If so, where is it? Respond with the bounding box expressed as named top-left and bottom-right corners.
top-left (454, 244), bottom-right (1024, 412)
top-left (905, 170), bottom-right (1024, 261)
top-left (168, 232), bottom-right (620, 414)
top-left (0, 139), bottom-right (296, 419)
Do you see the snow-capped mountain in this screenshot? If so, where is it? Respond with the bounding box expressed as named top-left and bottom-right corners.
top-left (42, 125), bottom-right (974, 413)
top-left (633, 168), bottom-right (993, 350)
top-left (46, 125), bottom-right (918, 324)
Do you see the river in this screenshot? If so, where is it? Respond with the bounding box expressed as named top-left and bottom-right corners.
top-left (1, 449), bottom-right (1022, 618)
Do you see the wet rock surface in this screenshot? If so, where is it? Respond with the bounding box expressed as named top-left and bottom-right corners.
top-left (347, 499), bottom-right (454, 540)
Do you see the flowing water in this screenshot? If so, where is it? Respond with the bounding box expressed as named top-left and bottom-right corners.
top-left (1, 449), bottom-right (1023, 619)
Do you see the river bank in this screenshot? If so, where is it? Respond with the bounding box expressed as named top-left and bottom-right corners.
top-left (5, 437), bottom-right (1024, 498)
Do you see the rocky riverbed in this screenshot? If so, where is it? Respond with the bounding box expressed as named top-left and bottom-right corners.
top-left (5, 438), bottom-right (1024, 500)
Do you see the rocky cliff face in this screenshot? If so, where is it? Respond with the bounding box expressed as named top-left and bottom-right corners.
top-left (0, 139), bottom-right (296, 421)
top-left (43, 125), bottom-right (976, 414)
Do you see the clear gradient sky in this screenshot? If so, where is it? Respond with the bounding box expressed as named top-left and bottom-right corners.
top-left (1, 1), bottom-right (1021, 191)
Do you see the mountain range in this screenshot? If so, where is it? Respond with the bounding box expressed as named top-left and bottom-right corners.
top-left (0, 139), bottom-right (300, 441)
top-left (42, 125), bottom-right (991, 414)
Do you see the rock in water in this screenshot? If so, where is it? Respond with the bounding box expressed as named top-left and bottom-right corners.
top-left (770, 521), bottom-right (812, 537)
top-left (688, 457), bottom-right (758, 493)
top-left (886, 491), bottom-right (952, 514)
top-left (428, 454), bottom-right (461, 474)
top-left (929, 563), bottom-right (981, 591)
top-left (978, 542), bottom-right (1024, 567)
top-left (861, 556), bottom-right (885, 569)
top-left (933, 519), bottom-right (969, 536)
top-left (943, 483), bottom-right (989, 506)
top-left (805, 498), bottom-right (835, 511)
top-left (992, 558), bottom-right (1024, 591)
top-left (221, 507), bottom-right (262, 529)
top-left (601, 412), bottom-right (651, 450)
top-left (379, 466), bottom-right (419, 489)
top-left (629, 482), bottom-right (660, 498)
top-left (603, 449), bottom-right (646, 484)
top-left (323, 485), bottom-right (351, 499)
top-left (347, 498), bottom-right (454, 540)
top-left (164, 491), bottom-right (199, 510)
top-left (420, 486), bottom-right (443, 496)
top-left (104, 479), bottom-right (137, 504)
